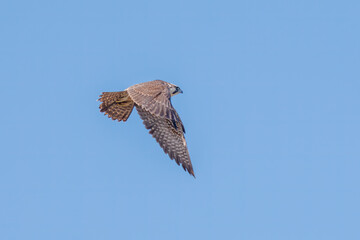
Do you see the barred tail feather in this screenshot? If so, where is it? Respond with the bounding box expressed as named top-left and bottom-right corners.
top-left (98, 91), bottom-right (135, 122)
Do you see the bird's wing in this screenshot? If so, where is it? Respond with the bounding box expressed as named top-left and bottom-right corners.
top-left (136, 105), bottom-right (195, 177)
top-left (126, 80), bottom-right (182, 127)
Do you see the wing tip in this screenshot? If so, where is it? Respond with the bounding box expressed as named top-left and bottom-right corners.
top-left (185, 166), bottom-right (196, 178)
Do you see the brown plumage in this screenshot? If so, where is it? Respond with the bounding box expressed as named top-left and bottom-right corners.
top-left (98, 91), bottom-right (134, 122)
top-left (98, 80), bottom-right (195, 177)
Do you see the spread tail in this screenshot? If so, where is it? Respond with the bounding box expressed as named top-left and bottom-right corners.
top-left (98, 91), bottom-right (134, 122)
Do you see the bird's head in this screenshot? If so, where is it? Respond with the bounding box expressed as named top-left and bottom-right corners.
top-left (169, 84), bottom-right (183, 96)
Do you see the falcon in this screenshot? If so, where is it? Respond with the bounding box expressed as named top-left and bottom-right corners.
top-left (98, 80), bottom-right (195, 177)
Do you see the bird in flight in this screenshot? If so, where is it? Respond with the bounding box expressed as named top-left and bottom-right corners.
top-left (98, 80), bottom-right (195, 177)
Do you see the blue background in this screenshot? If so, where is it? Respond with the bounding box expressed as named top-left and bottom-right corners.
top-left (1, 0), bottom-right (359, 239)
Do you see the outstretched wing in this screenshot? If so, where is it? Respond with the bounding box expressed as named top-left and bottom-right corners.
top-left (126, 80), bottom-right (182, 126)
top-left (136, 105), bottom-right (195, 177)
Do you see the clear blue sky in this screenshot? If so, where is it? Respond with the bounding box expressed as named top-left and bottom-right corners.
top-left (1, 0), bottom-right (359, 239)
